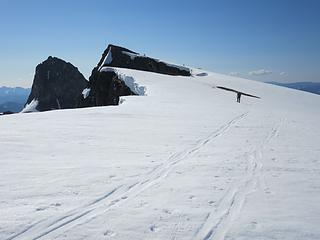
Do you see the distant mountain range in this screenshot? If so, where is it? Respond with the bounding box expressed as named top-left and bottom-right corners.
top-left (267, 82), bottom-right (320, 95)
top-left (0, 87), bottom-right (30, 113)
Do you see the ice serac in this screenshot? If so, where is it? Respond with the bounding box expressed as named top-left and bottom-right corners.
top-left (25, 56), bottom-right (88, 111)
top-left (95, 44), bottom-right (191, 76)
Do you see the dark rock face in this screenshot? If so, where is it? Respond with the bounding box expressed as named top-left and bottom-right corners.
top-left (78, 44), bottom-right (189, 108)
top-left (0, 111), bottom-right (14, 116)
top-left (25, 56), bottom-right (88, 111)
top-left (78, 70), bottom-right (135, 107)
top-left (95, 44), bottom-right (191, 76)
top-left (25, 45), bottom-right (189, 111)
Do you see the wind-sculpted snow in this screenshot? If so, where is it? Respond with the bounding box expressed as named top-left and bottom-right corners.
top-left (1, 68), bottom-right (320, 240)
top-left (20, 98), bottom-right (39, 113)
top-left (99, 67), bottom-right (147, 95)
top-left (118, 74), bottom-right (146, 96)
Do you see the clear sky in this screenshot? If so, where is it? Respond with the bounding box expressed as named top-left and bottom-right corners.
top-left (0, 0), bottom-right (319, 87)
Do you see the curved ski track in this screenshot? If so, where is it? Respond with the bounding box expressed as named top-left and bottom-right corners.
top-left (194, 118), bottom-right (283, 240)
top-left (7, 112), bottom-right (248, 240)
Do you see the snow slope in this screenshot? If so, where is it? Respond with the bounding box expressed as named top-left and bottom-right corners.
top-left (1, 68), bottom-right (320, 240)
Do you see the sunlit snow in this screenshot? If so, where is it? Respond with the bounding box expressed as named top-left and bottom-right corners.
top-left (1, 68), bottom-right (320, 240)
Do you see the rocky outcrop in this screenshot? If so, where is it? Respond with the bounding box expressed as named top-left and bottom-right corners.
top-left (78, 44), bottom-right (189, 108)
top-left (25, 56), bottom-right (88, 111)
top-left (78, 69), bottom-right (135, 107)
top-left (94, 44), bottom-right (191, 76)
top-left (0, 111), bottom-right (14, 116)
top-left (25, 44), bottom-right (189, 111)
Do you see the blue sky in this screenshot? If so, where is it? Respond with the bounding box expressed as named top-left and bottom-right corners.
top-left (0, 0), bottom-right (319, 87)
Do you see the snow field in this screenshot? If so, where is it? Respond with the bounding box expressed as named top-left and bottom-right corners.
top-left (1, 68), bottom-right (320, 239)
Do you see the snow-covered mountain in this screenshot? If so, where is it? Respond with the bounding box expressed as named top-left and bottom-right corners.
top-left (1, 66), bottom-right (319, 240)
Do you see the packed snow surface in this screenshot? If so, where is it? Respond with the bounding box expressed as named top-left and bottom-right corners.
top-left (1, 68), bottom-right (320, 240)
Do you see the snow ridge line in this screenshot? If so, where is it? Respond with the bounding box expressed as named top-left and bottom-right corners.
top-left (194, 118), bottom-right (283, 240)
top-left (7, 112), bottom-right (248, 240)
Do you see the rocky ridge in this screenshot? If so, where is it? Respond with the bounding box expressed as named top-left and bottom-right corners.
top-left (25, 44), bottom-right (191, 111)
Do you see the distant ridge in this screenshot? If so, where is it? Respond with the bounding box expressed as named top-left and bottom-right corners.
top-left (0, 87), bottom-right (30, 113)
top-left (267, 81), bottom-right (320, 95)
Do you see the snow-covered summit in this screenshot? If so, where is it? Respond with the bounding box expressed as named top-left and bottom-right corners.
top-left (1, 66), bottom-right (320, 240)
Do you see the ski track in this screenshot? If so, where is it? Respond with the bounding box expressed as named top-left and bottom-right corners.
top-left (194, 118), bottom-right (283, 240)
top-left (170, 214), bottom-right (183, 240)
top-left (7, 112), bottom-right (248, 240)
